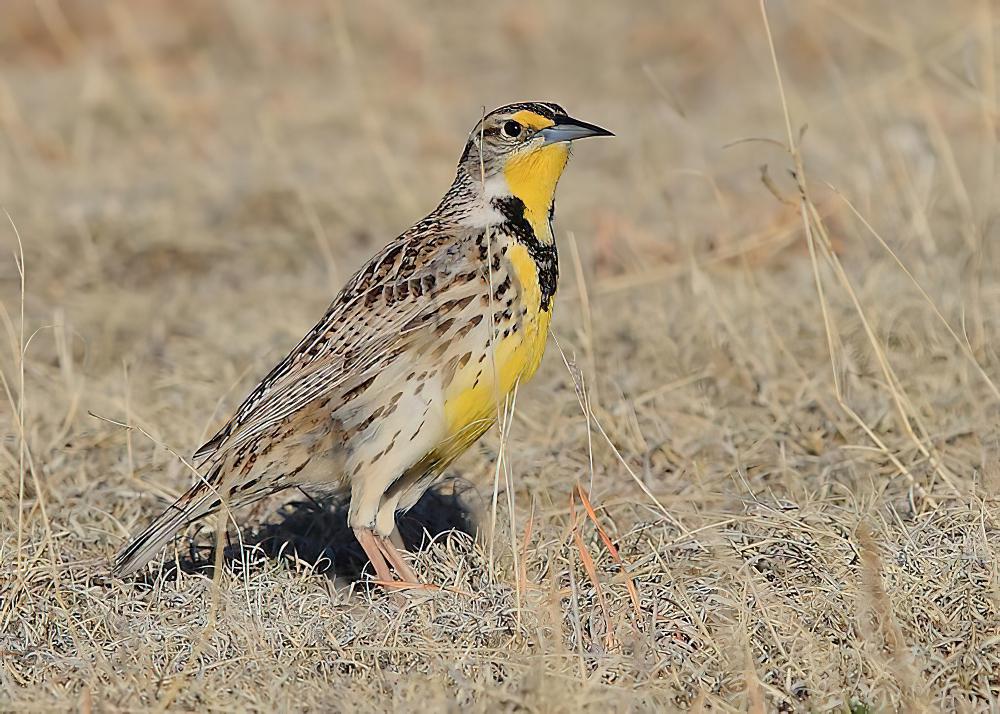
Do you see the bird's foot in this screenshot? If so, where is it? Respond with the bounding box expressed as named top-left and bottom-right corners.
top-left (352, 526), bottom-right (420, 588)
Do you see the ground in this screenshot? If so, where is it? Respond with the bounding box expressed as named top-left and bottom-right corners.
top-left (1, 1), bottom-right (999, 711)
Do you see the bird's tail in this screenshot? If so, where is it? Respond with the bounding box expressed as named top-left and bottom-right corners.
top-left (113, 473), bottom-right (224, 577)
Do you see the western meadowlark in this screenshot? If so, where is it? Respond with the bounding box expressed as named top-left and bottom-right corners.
top-left (113, 101), bottom-right (612, 584)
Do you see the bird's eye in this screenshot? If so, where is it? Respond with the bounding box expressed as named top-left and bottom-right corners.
top-left (501, 120), bottom-right (522, 139)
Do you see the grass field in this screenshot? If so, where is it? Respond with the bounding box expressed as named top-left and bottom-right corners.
top-left (2, 1), bottom-right (999, 711)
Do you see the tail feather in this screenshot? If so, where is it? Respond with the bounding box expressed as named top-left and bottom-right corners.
top-left (113, 481), bottom-right (220, 577)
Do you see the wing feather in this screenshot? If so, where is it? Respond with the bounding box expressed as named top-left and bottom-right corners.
top-left (193, 229), bottom-right (479, 464)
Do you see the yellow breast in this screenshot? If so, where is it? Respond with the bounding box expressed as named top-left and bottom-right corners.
top-left (435, 135), bottom-right (567, 462)
top-left (439, 245), bottom-right (553, 460)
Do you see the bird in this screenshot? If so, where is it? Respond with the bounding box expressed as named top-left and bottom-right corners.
top-left (113, 101), bottom-right (612, 585)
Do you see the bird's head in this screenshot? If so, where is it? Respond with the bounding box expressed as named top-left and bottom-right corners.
top-left (458, 102), bottom-right (612, 221)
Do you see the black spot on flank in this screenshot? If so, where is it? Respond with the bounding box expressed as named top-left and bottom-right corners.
top-left (342, 373), bottom-right (377, 403)
top-left (493, 275), bottom-right (511, 301)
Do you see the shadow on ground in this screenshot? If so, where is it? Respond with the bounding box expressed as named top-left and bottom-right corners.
top-left (149, 478), bottom-right (480, 583)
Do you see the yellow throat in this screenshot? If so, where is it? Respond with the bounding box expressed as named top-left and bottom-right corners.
top-left (502, 110), bottom-right (569, 239)
top-left (502, 144), bottom-right (569, 236)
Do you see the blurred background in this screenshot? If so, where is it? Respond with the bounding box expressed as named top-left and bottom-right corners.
top-left (1, 1), bottom-right (998, 710)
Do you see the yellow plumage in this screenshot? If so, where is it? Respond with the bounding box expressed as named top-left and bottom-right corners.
top-left (504, 143), bottom-right (570, 232)
top-left (442, 244), bottom-right (553, 454)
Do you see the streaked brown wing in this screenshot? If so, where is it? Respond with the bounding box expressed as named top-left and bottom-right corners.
top-left (192, 230), bottom-right (478, 464)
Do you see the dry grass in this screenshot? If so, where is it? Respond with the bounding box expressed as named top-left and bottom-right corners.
top-left (2, 0), bottom-right (999, 711)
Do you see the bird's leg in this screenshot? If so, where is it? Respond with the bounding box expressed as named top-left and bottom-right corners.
top-left (353, 526), bottom-right (395, 584)
top-left (376, 535), bottom-right (419, 585)
top-left (372, 498), bottom-right (419, 584)
top-left (388, 526), bottom-right (406, 552)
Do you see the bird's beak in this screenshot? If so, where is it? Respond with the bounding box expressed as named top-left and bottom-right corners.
top-left (539, 114), bottom-right (614, 145)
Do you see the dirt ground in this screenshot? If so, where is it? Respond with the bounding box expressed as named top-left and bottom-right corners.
top-left (1, 1), bottom-right (999, 711)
